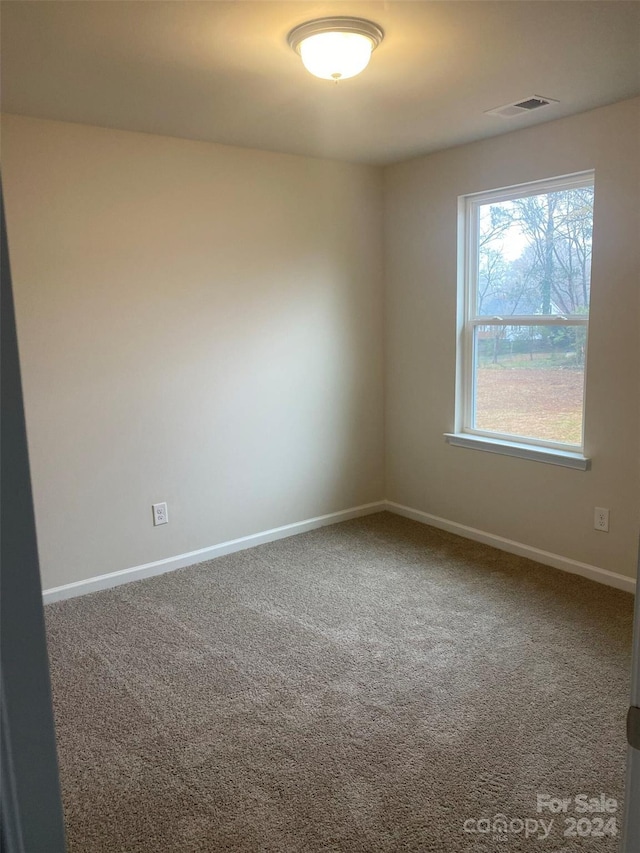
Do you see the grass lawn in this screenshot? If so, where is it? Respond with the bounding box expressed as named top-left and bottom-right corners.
top-left (475, 354), bottom-right (584, 445)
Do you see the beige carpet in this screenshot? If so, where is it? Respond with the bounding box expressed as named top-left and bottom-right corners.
top-left (45, 512), bottom-right (634, 852)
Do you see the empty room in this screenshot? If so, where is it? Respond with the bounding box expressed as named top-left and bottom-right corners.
top-left (1, 1), bottom-right (639, 851)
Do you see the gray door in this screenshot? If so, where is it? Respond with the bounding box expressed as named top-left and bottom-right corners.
top-left (622, 545), bottom-right (640, 851)
top-left (0, 187), bottom-right (67, 852)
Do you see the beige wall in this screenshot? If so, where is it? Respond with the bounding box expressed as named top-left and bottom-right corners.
top-left (3, 100), bottom-right (639, 591)
top-left (2, 115), bottom-right (384, 589)
top-left (384, 98), bottom-right (640, 578)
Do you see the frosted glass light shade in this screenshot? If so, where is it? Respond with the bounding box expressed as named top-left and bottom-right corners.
top-left (299, 32), bottom-right (373, 81)
top-left (288, 17), bottom-right (384, 82)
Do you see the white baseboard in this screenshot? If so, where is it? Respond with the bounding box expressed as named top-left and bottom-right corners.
top-left (42, 501), bottom-right (386, 604)
top-left (384, 501), bottom-right (636, 594)
top-left (43, 498), bottom-right (636, 603)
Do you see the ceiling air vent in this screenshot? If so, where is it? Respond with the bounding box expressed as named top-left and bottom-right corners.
top-left (485, 95), bottom-right (559, 119)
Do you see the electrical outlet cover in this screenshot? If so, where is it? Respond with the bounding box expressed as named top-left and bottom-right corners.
top-left (594, 507), bottom-right (609, 532)
top-left (152, 502), bottom-right (168, 526)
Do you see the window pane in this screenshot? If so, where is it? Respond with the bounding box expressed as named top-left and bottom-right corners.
top-left (476, 185), bottom-right (594, 318)
top-left (473, 325), bottom-right (585, 446)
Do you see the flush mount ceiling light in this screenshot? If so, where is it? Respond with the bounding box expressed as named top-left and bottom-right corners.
top-left (288, 17), bottom-right (384, 81)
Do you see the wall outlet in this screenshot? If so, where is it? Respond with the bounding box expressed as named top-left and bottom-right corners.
top-left (152, 502), bottom-right (168, 526)
top-left (594, 507), bottom-right (609, 532)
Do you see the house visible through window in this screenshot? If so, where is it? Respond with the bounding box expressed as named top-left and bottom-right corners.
top-left (456, 171), bottom-right (595, 458)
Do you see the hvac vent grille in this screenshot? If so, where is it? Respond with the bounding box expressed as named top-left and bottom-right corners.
top-left (485, 95), bottom-right (559, 119)
top-left (515, 97), bottom-right (550, 110)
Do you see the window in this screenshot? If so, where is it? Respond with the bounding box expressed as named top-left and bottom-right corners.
top-left (448, 172), bottom-right (595, 468)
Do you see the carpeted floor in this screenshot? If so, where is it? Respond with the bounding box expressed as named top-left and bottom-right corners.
top-left (45, 512), bottom-right (634, 852)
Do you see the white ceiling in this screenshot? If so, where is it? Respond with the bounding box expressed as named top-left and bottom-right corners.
top-left (2, 1), bottom-right (639, 165)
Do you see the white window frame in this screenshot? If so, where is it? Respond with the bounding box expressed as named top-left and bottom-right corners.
top-left (445, 171), bottom-right (594, 470)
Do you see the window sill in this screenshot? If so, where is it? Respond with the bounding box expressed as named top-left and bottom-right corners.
top-left (443, 433), bottom-right (591, 470)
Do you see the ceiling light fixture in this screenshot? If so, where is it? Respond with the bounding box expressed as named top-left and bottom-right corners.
top-left (288, 17), bottom-right (384, 81)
